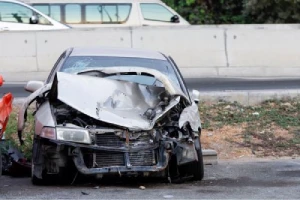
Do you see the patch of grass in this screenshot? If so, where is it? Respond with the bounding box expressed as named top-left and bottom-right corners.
top-left (199, 98), bottom-right (300, 157)
top-left (4, 109), bottom-right (34, 160)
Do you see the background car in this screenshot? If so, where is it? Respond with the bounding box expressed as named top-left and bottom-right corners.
top-left (0, 0), bottom-right (70, 31)
top-left (27, 0), bottom-right (190, 27)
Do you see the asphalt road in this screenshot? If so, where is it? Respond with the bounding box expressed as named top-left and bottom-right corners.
top-left (0, 158), bottom-right (299, 199)
top-left (1, 78), bottom-right (300, 98)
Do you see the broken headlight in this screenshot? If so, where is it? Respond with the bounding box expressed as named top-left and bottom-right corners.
top-left (40, 127), bottom-right (56, 140)
top-left (56, 128), bottom-right (91, 144)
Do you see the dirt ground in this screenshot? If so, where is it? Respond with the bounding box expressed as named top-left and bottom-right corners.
top-left (200, 99), bottom-right (300, 160)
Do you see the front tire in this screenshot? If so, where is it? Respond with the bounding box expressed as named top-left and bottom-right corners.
top-left (0, 148), bottom-right (2, 177)
top-left (192, 138), bottom-right (204, 181)
top-left (31, 159), bottom-right (46, 185)
top-left (31, 139), bottom-right (47, 185)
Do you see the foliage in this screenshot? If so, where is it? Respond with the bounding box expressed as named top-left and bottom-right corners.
top-left (163, 0), bottom-right (300, 24)
top-left (244, 0), bottom-right (300, 23)
top-left (5, 110), bottom-right (34, 160)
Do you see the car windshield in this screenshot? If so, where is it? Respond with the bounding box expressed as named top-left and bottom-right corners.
top-left (60, 56), bottom-right (181, 87)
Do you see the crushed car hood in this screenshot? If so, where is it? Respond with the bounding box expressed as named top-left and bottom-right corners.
top-left (52, 70), bottom-right (189, 131)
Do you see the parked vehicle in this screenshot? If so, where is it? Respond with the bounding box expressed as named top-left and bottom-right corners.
top-left (18, 47), bottom-right (203, 185)
top-left (0, 75), bottom-right (13, 177)
top-left (0, 0), bottom-right (70, 31)
top-left (24, 0), bottom-right (190, 27)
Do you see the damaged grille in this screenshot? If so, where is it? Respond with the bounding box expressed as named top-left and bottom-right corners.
top-left (129, 150), bottom-right (156, 166)
top-left (91, 150), bottom-right (156, 168)
top-left (95, 133), bottom-right (124, 147)
top-left (95, 133), bottom-right (152, 147)
top-left (95, 151), bottom-right (125, 168)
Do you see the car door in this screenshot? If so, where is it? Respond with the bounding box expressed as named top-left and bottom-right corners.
top-left (0, 1), bottom-right (55, 31)
top-left (138, 2), bottom-right (188, 26)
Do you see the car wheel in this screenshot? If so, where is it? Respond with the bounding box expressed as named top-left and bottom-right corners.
top-left (31, 139), bottom-right (48, 185)
top-left (192, 138), bottom-right (204, 181)
top-left (0, 148), bottom-right (2, 177)
top-left (31, 159), bottom-right (46, 185)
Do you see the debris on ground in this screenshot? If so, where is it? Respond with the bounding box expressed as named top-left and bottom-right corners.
top-left (139, 186), bottom-right (146, 190)
top-left (81, 191), bottom-right (89, 195)
top-left (1, 145), bottom-right (31, 177)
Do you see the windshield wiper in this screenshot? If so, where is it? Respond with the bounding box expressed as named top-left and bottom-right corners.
top-left (77, 69), bottom-right (109, 77)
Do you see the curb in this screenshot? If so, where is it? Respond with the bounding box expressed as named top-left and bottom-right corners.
top-left (199, 89), bottom-right (300, 105)
top-left (203, 149), bottom-right (218, 165)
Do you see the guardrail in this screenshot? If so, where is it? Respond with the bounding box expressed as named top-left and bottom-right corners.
top-left (1, 25), bottom-right (300, 82)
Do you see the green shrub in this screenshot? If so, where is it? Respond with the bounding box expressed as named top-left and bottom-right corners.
top-left (163, 0), bottom-right (300, 24)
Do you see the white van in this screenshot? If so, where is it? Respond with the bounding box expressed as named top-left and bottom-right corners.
top-left (0, 0), bottom-right (70, 31)
top-left (24, 0), bottom-right (190, 27)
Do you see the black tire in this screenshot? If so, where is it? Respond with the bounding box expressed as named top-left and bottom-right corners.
top-left (31, 140), bottom-right (75, 185)
top-left (31, 139), bottom-right (47, 185)
top-left (0, 148), bottom-right (2, 177)
top-left (31, 160), bottom-right (46, 185)
top-left (32, 175), bottom-right (44, 185)
top-left (192, 138), bottom-right (204, 181)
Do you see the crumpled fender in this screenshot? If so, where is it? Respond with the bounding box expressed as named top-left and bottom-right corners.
top-left (178, 102), bottom-right (201, 134)
top-left (17, 84), bottom-right (51, 143)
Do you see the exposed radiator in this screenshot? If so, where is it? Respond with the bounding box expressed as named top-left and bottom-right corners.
top-left (95, 151), bottom-right (125, 168)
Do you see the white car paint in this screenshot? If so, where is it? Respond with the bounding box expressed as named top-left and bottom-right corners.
top-left (0, 0), bottom-right (69, 31)
top-left (24, 0), bottom-right (190, 27)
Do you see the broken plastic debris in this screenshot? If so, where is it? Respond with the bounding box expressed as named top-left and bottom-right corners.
top-left (163, 195), bottom-right (174, 199)
top-left (252, 112), bottom-right (259, 116)
top-left (81, 191), bottom-right (89, 195)
top-left (139, 186), bottom-right (146, 190)
top-left (224, 105), bottom-right (231, 109)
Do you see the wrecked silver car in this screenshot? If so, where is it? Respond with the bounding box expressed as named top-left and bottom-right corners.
top-left (18, 47), bottom-right (203, 185)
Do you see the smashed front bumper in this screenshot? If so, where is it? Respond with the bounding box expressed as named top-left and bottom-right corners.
top-left (46, 138), bottom-right (171, 176)
top-left (72, 145), bottom-right (169, 175)
top-left (42, 134), bottom-right (197, 177)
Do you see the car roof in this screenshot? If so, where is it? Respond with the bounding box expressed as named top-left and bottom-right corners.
top-left (69, 47), bottom-right (167, 60)
top-left (1, 0), bottom-right (30, 4)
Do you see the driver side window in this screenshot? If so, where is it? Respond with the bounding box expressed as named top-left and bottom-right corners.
top-left (0, 2), bottom-right (51, 25)
top-left (140, 3), bottom-right (174, 22)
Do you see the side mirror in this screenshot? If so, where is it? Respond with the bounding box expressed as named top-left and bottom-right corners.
top-left (170, 15), bottom-right (180, 23)
top-left (30, 15), bottom-right (39, 24)
top-left (0, 75), bottom-right (3, 87)
top-left (190, 89), bottom-right (200, 104)
top-left (25, 81), bottom-right (44, 93)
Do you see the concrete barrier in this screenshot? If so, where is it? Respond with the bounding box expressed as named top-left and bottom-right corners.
top-left (36, 28), bottom-right (132, 72)
top-left (1, 25), bottom-right (300, 82)
top-left (0, 32), bottom-right (37, 73)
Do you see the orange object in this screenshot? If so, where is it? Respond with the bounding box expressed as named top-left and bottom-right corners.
top-left (0, 93), bottom-right (13, 138)
top-left (0, 75), bottom-right (3, 87)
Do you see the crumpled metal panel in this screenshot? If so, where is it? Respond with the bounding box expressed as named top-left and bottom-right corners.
top-left (17, 84), bottom-right (51, 132)
top-left (178, 102), bottom-right (201, 133)
top-left (55, 71), bottom-right (182, 130)
top-left (78, 67), bottom-right (187, 98)
top-left (34, 101), bottom-right (55, 135)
